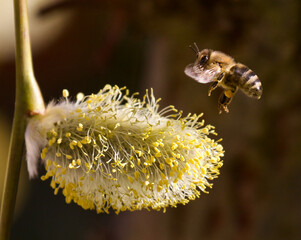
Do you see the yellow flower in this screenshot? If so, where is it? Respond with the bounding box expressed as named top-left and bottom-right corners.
top-left (25, 85), bottom-right (224, 213)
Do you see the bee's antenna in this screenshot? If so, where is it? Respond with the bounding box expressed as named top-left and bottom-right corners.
top-left (189, 45), bottom-right (196, 54)
top-left (189, 42), bottom-right (200, 55)
top-left (193, 42), bottom-right (200, 53)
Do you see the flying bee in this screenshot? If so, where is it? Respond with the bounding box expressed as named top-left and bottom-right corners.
top-left (184, 43), bottom-right (263, 114)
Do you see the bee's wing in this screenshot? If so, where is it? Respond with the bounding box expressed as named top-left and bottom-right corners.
top-left (184, 63), bottom-right (215, 84)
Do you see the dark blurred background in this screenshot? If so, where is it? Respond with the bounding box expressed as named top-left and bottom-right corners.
top-left (1, 0), bottom-right (301, 239)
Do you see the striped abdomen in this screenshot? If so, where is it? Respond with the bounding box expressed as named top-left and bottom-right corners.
top-left (231, 63), bottom-right (263, 99)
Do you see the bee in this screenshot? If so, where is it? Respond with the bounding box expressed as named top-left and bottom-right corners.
top-left (184, 43), bottom-right (263, 114)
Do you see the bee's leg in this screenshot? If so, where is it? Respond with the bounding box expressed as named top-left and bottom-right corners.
top-left (208, 72), bottom-right (225, 96)
top-left (218, 88), bottom-right (237, 114)
top-left (217, 72), bottom-right (225, 81)
top-left (208, 81), bottom-right (219, 96)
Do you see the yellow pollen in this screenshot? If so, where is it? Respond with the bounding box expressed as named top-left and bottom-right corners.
top-left (41, 148), bottom-right (48, 159)
top-left (128, 176), bottom-right (134, 183)
top-left (159, 163), bottom-right (164, 170)
top-left (157, 185), bottom-right (163, 192)
top-left (50, 180), bottom-right (56, 189)
top-left (76, 92), bottom-right (84, 101)
top-left (135, 150), bottom-right (143, 157)
top-left (48, 137), bottom-right (56, 146)
top-left (77, 123), bottom-right (83, 131)
top-left (50, 129), bottom-right (58, 136)
top-left (154, 147), bottom-right (160, 153)
top-left (62, 89), bottom-right (69, 98)
top-left (171, 143), bottom-right (178, 150)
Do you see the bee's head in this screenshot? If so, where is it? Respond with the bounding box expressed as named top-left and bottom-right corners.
top-left (196, 49), bottom-right (211, 66)
top-left (189, 43), bottom-right (211, 66)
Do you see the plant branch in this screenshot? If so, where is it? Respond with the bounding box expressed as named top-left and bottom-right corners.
top-left (0, 0), bottom-right (45, 239)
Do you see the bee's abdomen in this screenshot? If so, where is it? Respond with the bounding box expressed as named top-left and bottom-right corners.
top-left (231, 64), bottom-right (263, 99)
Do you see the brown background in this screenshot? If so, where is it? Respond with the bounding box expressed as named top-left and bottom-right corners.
top-left (0, 0), bottom-right (301, 239)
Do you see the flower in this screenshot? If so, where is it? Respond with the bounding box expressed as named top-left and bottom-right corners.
top-left (25, 84), bottom-right (224, 213)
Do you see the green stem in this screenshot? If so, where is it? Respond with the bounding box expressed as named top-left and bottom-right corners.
top-left (0, 0), bottom-right (45, 239)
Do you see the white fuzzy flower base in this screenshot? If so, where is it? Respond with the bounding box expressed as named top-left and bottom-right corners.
top-left (25, 85), bottom-right (224, 214)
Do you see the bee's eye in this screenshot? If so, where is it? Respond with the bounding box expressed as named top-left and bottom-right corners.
top-left (199, 55), bottom-right (208, 65)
